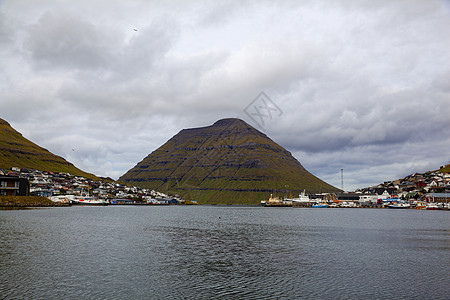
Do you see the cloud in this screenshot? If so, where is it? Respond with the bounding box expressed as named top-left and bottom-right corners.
top-left (1, 0), bottom-right (449, 191)
top-left (0, 12), bottom-right (14, 46)
top-left (26, 12), bottom-right (114, 70)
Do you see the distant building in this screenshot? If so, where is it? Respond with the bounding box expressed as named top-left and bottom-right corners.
top-left (0, 175), bottom-right (30, 196)
top-left (109, 198), bottom-right (135, 204)
top-left (424, 193), bottom-right (450, 203)
top-left (337, 193), bottom-right (360, 202)
top-left (371, 188), bottom-right (397, 196)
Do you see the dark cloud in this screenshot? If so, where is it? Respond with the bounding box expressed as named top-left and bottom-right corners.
top-left (0, 12), bottom-right (14, 46)
top-left (26, 12), bottom-right (114, 70)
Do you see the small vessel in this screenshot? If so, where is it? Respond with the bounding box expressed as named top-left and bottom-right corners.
top-left (312, 203), bottom-right (328, 208)
top-left (50, 195), bottom-right (72, 204)
top-left (426, 203), bottom-right (439, 210)
top-left (71, 196), bottom-right (108, 206)
top-left (263, 194), bottom-right (291, 207)
top-left (340, 201), bottom-right (355, 208)
top-left (388, 203), bottom-right (411, 209)
top-left (290, 190), bottom-right (310, 203)
top-left (414, 201), bottom-right (427, 210)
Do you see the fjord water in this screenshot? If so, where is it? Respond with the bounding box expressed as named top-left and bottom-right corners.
top-left (1, 207), bottom-right (449, 299)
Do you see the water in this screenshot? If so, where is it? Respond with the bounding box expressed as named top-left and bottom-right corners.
top-left (1, 206), bottom-right (449, 299)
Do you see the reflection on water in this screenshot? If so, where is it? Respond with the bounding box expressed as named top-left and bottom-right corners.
top-left (0, 207), bottom-right (449, 299)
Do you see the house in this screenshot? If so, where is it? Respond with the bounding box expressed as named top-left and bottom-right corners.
top-left (425, 193), bottom-right (450, 203)
top-left (336, 193), bottom-right (360, 202)
top-left (428, 180), bottom-right (439, 187)
top-left (358, 194), bottom-right (379, 206)
top-left (0, 175), bottom-right (30, 196)
top-left (372, 188), bottom-right (396, 197)
top-left (398, 181), bottom-right (416, 192)
top-left (415, 181), bottom-right (427, 188)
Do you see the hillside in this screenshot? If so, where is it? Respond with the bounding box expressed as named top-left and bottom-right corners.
top-left (356, 163), bottom-right (450, 196)
top-left (0, 118), bottom-right (98, 179)
top-left (436, 164), bottom-right (450, 173)
top-left (120, 118), bottom-right (340, 204)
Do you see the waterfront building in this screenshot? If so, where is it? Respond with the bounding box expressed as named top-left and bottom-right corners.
top-left (424, 193), bottom-right (450, 203)
top-left (0, 175), bottom-right (30, 196)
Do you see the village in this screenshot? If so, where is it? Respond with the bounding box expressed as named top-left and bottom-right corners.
top-left (263, 166), bottom-right (450, 209)
top-left (356, 167), bottom-right (450, 201)
top-left (1, 165), bottom-right (449, 208)
top-left (0, 167), bottom-right (191, 205)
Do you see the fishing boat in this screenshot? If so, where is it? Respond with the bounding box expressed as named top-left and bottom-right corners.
top-left (388, 203), bottom-right (411, 209)
top-left (414, 201), bottom-right (427, 210)
top-left (71, 196), bottom-right (108, 206)
top-left (426, 203), bottom-right (439, 210)
top-left (263, 194), bottom-right (292, 207)
top-left (290, 190), bottom-right (310, 204)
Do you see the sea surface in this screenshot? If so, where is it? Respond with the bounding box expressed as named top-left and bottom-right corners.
top-left (0, 206), bottom-right (449, 299)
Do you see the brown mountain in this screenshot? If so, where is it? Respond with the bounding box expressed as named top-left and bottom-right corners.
top-left (119, 118), bottom-right (340, 204)
top-left (0, 118), bottom-right (97, 179)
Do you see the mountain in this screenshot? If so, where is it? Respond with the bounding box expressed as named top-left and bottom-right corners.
top-left (0, 118), bottom-right (97, 179)
top-left (120, 118), bottom-right (340, 204)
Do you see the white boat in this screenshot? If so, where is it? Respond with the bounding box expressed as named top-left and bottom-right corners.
top-left (290, 190), bottom-right (310, 203)
top-left (340, 201), bottom-right (355, 208)
top-left (426, 203), bottom-right (439, 210)
top-left (71, 196), bottom-right (107, 206)
top-left (388, 203), bottom-right (411, 209)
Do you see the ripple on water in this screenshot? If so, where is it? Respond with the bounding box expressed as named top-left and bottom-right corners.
top-left (0, 207), bottom-right (449, 299)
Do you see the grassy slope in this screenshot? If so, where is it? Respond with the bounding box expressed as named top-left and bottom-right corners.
top-left (0, 119), bottom-right (98, 179)
top-left (0, 196), bottom-right (53, 204)
top-left (438, 164), bottom-right (450, 173)
top-left (0, 196), bottom-right (72, 207)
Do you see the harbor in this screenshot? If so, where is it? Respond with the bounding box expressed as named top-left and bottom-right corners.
top-left (1, 167), bottom-right (448, 209)
top-left (262, 192), bottom-right (450, 210)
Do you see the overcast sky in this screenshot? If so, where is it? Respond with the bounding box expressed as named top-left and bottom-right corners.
top-left (1, 0), bottom-right (449, 191)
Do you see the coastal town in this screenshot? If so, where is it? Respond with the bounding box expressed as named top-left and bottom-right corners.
top-left (263, 165), bottom-right (450, 210)
top-left (0, 167), bottom-right (191, 206)
top-left (1, 165), bottom-right (449, 209)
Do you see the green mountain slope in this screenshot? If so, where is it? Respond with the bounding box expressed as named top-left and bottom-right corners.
top-left (120, 118), bottom-right (340, 204)
top-left (0, 118), bottom-right (97, 179)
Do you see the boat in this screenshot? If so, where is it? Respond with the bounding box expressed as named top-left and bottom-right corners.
top-left (312, 203), bottom-right (328, 208)
top-left (388, 203), bottom-right (411, 209)
top-left (71, 196), bottom-right (108, 206)
top-left (263, 195), bottom-right (282, 206)
top-left (50, 195), bottom-right (72, 204)
top-left (426, 203), bottom-right (439, 210)
top-left (263, 194), bottom-right (292, 207)
top-left (414, 201), bottom-right (427, 210)
top-left (290, 190), bottom-right (310, 203)
top-left (340, 201), bottom-right (356, 208)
